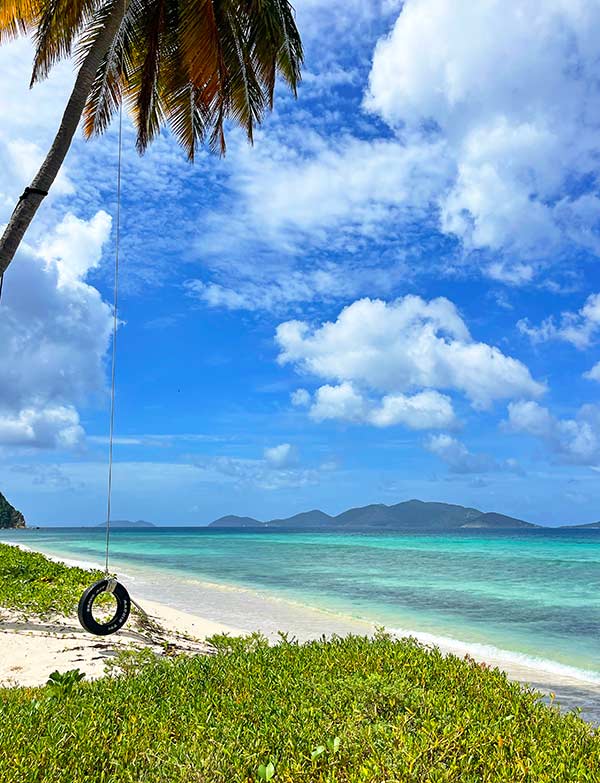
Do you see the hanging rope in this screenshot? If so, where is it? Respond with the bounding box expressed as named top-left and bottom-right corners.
top-left (104, 66), bottom-right (124, 576)
top-left (0, 272), bottom-right (4, 304)
top-left (79, 3), bottom-right (143, 634)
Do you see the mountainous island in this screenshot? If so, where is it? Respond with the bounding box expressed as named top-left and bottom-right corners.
top-left (208, 499), bottom-right (599, 531)
top-left (0, 492), bottom-right (26, 529)
top-left (95, 520), bottom-right (156, 529)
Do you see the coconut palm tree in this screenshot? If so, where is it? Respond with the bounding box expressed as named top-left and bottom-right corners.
top-left (0, 0), bottom-right (303, 276)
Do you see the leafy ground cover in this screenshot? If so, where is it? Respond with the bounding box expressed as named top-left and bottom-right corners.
top-left (0, 543), bottom-right (598, 782)
top-left (0, 632), bottom-right (598, 782)
top-left (0, 541), bottom-right (103, 616)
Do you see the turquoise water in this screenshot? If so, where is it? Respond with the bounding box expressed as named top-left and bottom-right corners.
top-left (2, 526), bottom-right (599, 677)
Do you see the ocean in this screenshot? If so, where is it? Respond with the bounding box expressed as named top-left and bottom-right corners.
top-left (2, 525), bottom-right (599, 683)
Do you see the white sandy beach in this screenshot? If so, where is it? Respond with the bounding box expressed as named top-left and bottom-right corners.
top-left (0, 597), bottom-right (243, 689)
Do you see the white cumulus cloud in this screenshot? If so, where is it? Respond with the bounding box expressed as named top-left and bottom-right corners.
top-left (424, 433), bottom-right (519, 475)
top-left (0, 211), bottom-right (113, 449)
top-left (0, 407), bottom-right (84, 450)
top-left (309, 383), bottom-right (456, 430)
top-left (183, 0), bottom-right (600, 308)
top-left (276, 296), bottom-right (544, 423)
top-left (186, 134), bottom-right (448, 312)
top-left (291, 388), bottom-right (311, 407)
top-left (366, 0), bottom-right (600, 269)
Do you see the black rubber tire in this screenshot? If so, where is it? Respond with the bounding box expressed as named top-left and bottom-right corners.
top-left (77, 579), bottom-right (131, 636)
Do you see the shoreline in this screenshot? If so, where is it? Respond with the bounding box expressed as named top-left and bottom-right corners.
top-left (2, 540), bottom-right (600, 723)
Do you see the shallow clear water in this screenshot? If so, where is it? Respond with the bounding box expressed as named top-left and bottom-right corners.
top-left (2, 526), bottom-right (599, 677)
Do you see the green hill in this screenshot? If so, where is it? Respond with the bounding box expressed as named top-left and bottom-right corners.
top-left (210, 515), bottom-right (264, 528)
top-left (209, 500), bottom-right (537, 531)
top-left (0, 492), bottom-right (26, 529)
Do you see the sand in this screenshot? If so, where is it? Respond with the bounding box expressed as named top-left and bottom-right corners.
top-left (0, 598), bottom-right (243, 689)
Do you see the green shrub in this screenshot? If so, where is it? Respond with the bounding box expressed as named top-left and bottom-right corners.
top-left (46, 668), bottom-right (86, 696)
top-left (0, 542), bottom-right (102, 616)
top-left (0, 632), bottom-right (597, 782)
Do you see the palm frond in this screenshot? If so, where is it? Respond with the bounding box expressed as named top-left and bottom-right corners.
top-left (2, 0), bottom-right (303, 158)
top-left (176, 0), bottom-right (302, 154)
top-left (244, 0), bottom-right (303, 105)
top-left (31, 0), bottom-right (98, 83)
top-left (163, 81), bottom-right (209, 160)
top-left (0, 0), bottom-right (42, 43)
top-left (175, 0), bottom-right (230, 153)
top-left (177, 0), bottom-right (223, 96)
top-left (270, 0), bottom-right (303, 93)
top-left (220, 1), bottom-right (268, 143)
top-left (123, 0), bottom-right (169, 152)
top-left (160, 2), bottom-right (208, 159)
top-left (82, 2), bottom-right (137, 137)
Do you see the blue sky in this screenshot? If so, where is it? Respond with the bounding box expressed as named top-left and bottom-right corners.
top-left (1, 0), bottom-right (600, 526)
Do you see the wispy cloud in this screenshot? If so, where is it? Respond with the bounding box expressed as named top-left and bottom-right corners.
top-left (507, 400), bottom-right (600, 466)
top-left (425, 434), bottom-right (522, 475)
top-left (518, 293), bottom-right (600, 349)
top-left (87, 433), bottom-right (229, 447)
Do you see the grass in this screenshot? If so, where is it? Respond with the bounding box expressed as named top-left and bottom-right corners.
top-left (0, 541), bottom-right (103, 616)
top-left (0, 544), bottom-right (598, 782)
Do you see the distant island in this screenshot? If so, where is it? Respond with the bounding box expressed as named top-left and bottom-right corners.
top-left (208, 500), bottom-right (600, 531)
top-left (0, 492), bottom-right (26, 529)
top-left (95, 520), bottom-right (156, 529)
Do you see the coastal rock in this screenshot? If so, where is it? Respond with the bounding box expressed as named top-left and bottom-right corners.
top-left (0, 492), bottom-right (26, 529)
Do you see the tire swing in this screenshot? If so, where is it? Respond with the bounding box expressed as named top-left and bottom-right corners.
top-left (78, 89), bottom-right (131, 637)
top-left (78, 577), bottom-right (131, 636)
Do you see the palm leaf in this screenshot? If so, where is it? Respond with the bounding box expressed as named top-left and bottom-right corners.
top-left (163, 81), bottom-right (209, 160)
top-left (160, 2), bottom-right (209, 159)
top-left (244, 0), bottom-right (303, 105)
top-left (82, 2), bottom-right (138, 137)
top-left (31, 0), bottom-right (98, 83)
top-left (128, 0), bottom-right (167, 152)
top-left (178, 0), bottom-right (224, 97)
top-left (3, 0), bottom-right (303, 156)
top-left (0, 0), bottom-right (42, 42)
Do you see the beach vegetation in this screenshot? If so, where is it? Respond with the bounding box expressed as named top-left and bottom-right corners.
top-left (257, 761), bottom-right (276, 781)
top-left (46, 668), bottom-right (86, 696)
top-left (1, 631), bottom-right (598, 782)
top-left (0, 542), bottom-right (103, 616)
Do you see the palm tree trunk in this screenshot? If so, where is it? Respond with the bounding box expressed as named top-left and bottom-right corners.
top-left (0, 2), bottom-right (126, 277)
